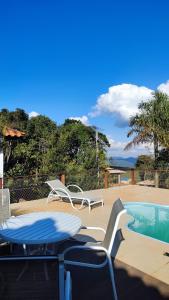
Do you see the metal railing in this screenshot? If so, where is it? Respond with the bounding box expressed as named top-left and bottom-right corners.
top-left (4, 169), bottom-right (105, 203)
top-left (134, 169), bottom-right (169, 188)
top-left (4, 174), bottom-right (56, 203)
top-left (3, 168), bottom-right (169, 203)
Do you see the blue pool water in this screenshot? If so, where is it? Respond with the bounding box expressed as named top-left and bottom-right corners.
top-left (125, 202), bottom-right (169, 243)
top-left (121, 177), bottom-right (129, 182)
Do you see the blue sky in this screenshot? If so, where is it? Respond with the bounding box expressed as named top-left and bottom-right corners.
top-left (0, 0), bottom-right (169, 157)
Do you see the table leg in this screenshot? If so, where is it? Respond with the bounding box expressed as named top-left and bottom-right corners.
top-left (16, 244), bottom-right (29, 281)
top-left (16, 261), bottom-right (29, 281)
top-left (17, 244), bottom-right (51, 281)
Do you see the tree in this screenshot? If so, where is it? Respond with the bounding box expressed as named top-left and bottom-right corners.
top-left (58, 119), bottom-right (110, 171)
top-left (136, 155), bottom-right (154, 169)
top-left (0, 108), bottom-right (28, 133)
top-left (135, 155), bottom-right (154, 181)
top-left (0, 108), bottom-right (28, 168)
top-left (1, 109), bottom-right (110, 179)
top-left (0, 109), bottom-right (9, 132)
top-left (156, 148), bottom-right (169, 170)
top-left (125, 91), bottom-right (169, 168)
top-left (25, 115), bottom-right (59, 174)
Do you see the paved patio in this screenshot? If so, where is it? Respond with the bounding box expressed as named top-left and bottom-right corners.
top-left (10, 185), bottom-right (169, 299)
top-left (0, 250), bottom-right (168, 300)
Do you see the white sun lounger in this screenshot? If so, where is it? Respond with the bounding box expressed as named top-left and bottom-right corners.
top-left (45, 179), bottom-right (104, 213)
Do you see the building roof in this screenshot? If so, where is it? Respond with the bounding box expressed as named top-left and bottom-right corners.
top-left (3, 127), bottom-right (26, 138)
top-left (106, 167), bottom-right (126, 174)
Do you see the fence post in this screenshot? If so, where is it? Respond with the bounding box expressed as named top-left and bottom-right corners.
top-left (118, 174), bottom-right (121, 185)
top-left (60, 174), bottom-right (65, 185)
top-left (104, 170), bottom-right (108, 189)
top-left (131, 169), bottom-right (136, 185)
top-left (155, 170), bottom-right (159, 188)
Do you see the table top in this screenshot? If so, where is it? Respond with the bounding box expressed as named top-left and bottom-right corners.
top-left (0, 212), bottom-right (81, 245)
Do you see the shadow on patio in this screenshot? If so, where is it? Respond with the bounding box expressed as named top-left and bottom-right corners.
top-left (0, 244), bottom-right (168, 300)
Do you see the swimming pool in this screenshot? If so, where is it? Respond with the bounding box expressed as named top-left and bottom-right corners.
top-left (125, 202), bottom-right (169, 244)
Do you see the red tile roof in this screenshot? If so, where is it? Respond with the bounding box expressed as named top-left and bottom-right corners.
top-left (3, 127), bottom-right (26, 137)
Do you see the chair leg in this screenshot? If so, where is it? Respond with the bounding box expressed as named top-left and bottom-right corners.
top-left (89, 203), bottom-right (91, 213)
top-left (107, 255), bottom-right (118, 300)
top-left (58, 255), bottom-right (65, 300)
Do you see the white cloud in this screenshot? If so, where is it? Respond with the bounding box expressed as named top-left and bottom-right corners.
top-left (108, 137), bottom-right (126, 151)
top-left (90, 83), bottom-right (153, 126)
top-left (69, 115), bottom-right (89, 126)
top-left (107, 136), bottom-right (153, 158)
top-left (29, 111), bottom-right (40, 119)
top-left (157, 80), bottom-right (169, 95)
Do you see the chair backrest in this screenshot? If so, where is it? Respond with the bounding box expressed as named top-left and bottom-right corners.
top-left (46, 179), bottom-right (70, 196)
top-left (0, 188), bottom-right (11, 223)
top-left (102, 198), bottom-right (126, 254)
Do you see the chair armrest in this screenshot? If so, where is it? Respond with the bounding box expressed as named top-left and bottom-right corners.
top-left (62, 245), bottom-right (108, 269)
top-left (81, 226), bottom-right (106, 234)
top-left (67, 184), bottom-right (83, 193)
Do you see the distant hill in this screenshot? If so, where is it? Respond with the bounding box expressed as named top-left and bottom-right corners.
top-left (108, 157), bottom-right (137, 169)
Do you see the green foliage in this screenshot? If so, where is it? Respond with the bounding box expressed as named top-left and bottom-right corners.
top-left (125, 91), bottom-right (169, 168)
top-left (157, 149), bottom-right (169, 170)
top-left (136, 155), bottom-right (154, 169)
top-left (56, 119), bottom-right (109, 173)
top-left (0, 108), bottom-right (28, 133)
top-left (1, 109), bottom-right (109, 177)
top-left (136, 155), bottom-right (155, 181)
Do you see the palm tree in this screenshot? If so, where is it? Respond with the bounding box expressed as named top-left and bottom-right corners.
top-left (125, 91), bottom-right (169, 168)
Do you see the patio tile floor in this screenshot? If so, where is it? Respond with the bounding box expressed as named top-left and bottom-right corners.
top-left (9, 184), bottom-right (169, 299)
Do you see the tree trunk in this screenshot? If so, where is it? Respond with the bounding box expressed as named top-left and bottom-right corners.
top-left (154, 134), bottom-right (159, 187)
top-left (154, 134), bottom-right (159, 168)
top-left (5, 141), bottom-right (12, 164)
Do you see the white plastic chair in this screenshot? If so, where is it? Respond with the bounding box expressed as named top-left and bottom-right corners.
top-left (0, 188), bottom-right (11, 224)
top-left (59, 254), bottom-right (72, 300)
top-left (0, 188), bottom-right (11, 243)
top-left (61, 199), bottom-right (126, 300)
